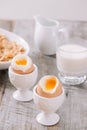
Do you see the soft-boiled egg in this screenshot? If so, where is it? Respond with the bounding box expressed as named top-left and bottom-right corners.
top-left (11, 54), bottom-right (33, 73)
top-left (38, 75), bottom-right (59, 94)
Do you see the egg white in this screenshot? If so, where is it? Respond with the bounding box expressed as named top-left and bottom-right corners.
top-left (38, 75), bottom-right (59, 94)
top-left (11, 54), bottom-right (32, 72)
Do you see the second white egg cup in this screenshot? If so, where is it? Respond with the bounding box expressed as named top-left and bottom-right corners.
top-left (9, 64), bottom-right (38, 101)
top-left (33, 86), bottom-right (65, 126)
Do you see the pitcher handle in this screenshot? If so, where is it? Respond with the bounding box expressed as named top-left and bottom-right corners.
top-left (57, 28), bottom-right (69, 44)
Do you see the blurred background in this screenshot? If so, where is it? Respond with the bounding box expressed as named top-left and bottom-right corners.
top-left (0, 0), bottom-right (87, 21)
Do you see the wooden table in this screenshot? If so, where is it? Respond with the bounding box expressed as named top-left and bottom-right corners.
top-left (0, 20), bottom-right (87, 130)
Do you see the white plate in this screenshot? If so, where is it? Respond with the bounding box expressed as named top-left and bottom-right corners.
top-left (0, 28), bottom-right (30, 70)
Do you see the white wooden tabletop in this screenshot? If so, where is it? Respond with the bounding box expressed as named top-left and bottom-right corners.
top-left (0, 20), bottom-right (87, 130)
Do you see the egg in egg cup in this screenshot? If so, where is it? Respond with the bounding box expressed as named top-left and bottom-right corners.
top-left (8, 54), bottom-right (38, 101)
top-left (33, 75), bottom-right (65, 126)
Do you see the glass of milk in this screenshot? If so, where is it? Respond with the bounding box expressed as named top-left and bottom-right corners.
top-left (56, 44), bottom-right (87, 85)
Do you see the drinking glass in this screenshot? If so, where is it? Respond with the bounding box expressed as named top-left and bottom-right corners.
top-left (56, 43), bottom-right (87, 85)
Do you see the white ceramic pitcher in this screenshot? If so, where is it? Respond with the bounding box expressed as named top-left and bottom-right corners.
top-left (34, 15), bottom-right (68, 55)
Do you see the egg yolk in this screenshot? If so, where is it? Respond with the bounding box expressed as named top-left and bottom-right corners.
top-left (45, 77), bottom-right (57, 91)
top-left (16, 59), bottom-right (27, 65)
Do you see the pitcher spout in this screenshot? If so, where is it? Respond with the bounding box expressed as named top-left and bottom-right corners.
top-left (34, 15), bottom-right (59, 27)
top-left (34, 15), bottom-right (41, 22)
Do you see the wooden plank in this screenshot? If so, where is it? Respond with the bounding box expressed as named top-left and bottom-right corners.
top-left (0, 70), bottom-right (8, 104)
top-left (0, 20), bottom-right (13, 31)
top-left (0, 85), bottom-right (5, 105)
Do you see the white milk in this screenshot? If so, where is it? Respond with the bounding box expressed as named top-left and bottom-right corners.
top-left (56, 44), bottom-right (87, 76)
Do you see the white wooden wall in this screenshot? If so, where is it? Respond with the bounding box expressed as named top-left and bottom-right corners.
top-left (0, 0), bottom-right (87, 21)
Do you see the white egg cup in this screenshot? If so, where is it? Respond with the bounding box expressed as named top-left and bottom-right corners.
top-left (33, 86), bottom-right (65, 126)
top-left (9, 64), bottom-right (38, 101)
